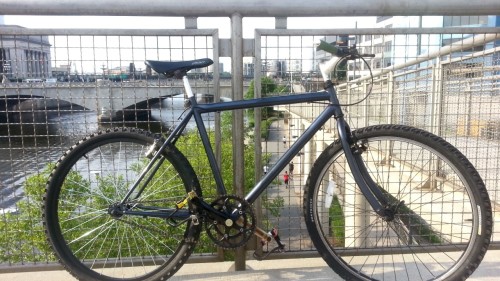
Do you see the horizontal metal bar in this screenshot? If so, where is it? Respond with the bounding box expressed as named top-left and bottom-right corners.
top-left (445, 45), bottom-right (500, 65)
top-left (256, 27), bottom-right (500, 36)
top-left (2, 26), bottom-right (496, 37)
top-left (1, 0), bottom-right (499, 16)
top-left (0, 26), bottom-right (218, 36)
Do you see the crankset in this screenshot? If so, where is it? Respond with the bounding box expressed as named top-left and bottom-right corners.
top-left (205, 195), bottom-right (255, 249)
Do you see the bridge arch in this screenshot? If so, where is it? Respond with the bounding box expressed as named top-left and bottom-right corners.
top-left (1, 83), bottom-right (183, 123)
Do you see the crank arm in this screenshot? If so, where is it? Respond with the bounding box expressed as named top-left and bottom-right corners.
top-left (252, 226), bottom-right (286, 260)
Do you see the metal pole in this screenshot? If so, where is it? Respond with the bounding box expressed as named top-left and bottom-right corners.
top-left (210, 24), bottom-right (225, 262)
top-left (231, 12), bottom-right (246, 271)
top-left (253, 28), bottom-right (263, 257)
top-left (2, 0), bottom-right (499, 16)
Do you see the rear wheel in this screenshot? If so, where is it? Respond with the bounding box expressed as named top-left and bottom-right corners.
top-left (44, 127), bottom-right (201, 281)
top-left (304, 125), bottom-right (492, 280)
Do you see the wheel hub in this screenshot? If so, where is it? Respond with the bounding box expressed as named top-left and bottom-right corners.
top-left (108, 203), bottom-right (125, 219)
top-left (381, 200), bottom-right (405, 222)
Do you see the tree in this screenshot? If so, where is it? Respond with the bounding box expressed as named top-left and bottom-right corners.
top-left (0, 115), bottom-right (257, 263)
top-left (0, 165), bottom-right (54, 263)
top-left (245, 77), bottom-right (287, 120)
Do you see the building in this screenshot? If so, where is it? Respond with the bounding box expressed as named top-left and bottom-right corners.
top-left (360, 16), bottom-right (500, 71)
top-left (288, 59), bottom-right (303, 74)
top-left (243, 62), bottom-right (254, 77)
top-left (0, 25), bottom-right (52, 81)
top-left (263, 60), bottom-right (287, 78)
top-left (314, 16), bottom-right (500, 81)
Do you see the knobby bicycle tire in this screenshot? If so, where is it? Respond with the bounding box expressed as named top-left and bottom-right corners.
top-left (304, 124), bottom-right (492, 281)
top-left (43, 127), bottom-right (202, 281)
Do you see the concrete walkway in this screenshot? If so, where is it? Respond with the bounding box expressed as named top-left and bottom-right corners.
top-left (1, 250), bottom-right (499, 281)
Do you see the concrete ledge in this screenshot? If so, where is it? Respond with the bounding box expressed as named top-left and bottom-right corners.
top-left (1, 250), bottom-right (499, 281)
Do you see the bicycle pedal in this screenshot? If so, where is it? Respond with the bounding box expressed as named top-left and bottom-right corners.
top-left (252, 244), bottom-right (286, 261)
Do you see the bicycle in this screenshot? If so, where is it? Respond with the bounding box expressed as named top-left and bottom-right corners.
top-left (43, 40), bottom-right (492, 281)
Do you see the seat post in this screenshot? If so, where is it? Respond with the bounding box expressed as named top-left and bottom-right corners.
top-left (182, 76), bottom-right (195, 99)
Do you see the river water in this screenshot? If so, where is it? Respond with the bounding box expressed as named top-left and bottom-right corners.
top-left (0, 96), bottom-right (215, 213)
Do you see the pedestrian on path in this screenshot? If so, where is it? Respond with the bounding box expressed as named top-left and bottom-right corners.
top-left (282, 136), bottom-right (287, 148)
top-left (263, 165), bottom-right (269, 175)
top-left (283, 171), bottom-right (289, 188)
top-left (288, 162), bottom-right (294, 177)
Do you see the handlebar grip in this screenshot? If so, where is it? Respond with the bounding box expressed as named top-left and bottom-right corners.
top-left (362, 54), bottom-right (376, 58)
top-left (317, 40), bottom-right (342, 57)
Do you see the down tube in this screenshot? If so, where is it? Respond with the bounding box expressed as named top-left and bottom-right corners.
top-left (245, 105), bottom-right (337, 204)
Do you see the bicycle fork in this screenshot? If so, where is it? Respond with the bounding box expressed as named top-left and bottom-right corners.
top-left (336, 118), bottom-right (395, 219)
top-left (325, 79), bottom-right (392, 219)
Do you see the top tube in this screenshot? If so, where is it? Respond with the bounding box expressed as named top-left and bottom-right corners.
top-left (195, 91), bottom-right (330, 113)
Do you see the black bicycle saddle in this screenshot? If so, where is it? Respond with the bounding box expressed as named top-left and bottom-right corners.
top-left (145, 58), bottom-right (213, 78)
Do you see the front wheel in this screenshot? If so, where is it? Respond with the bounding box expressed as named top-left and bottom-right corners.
top-left (44, 127), bottom-right (202, 281)
top-left (304, 124), bottom-right (492, 281)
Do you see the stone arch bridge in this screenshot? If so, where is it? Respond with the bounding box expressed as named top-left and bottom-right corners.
top-left (1, 80), bottom-right (237, 122)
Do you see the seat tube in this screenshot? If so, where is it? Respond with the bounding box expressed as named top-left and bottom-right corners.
top-left (182, 75), bottom-right (227, 195)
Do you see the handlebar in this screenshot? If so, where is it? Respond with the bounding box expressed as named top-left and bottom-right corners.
top-left (317, 40), bottom-right (375, 59)
top-left (316, 40), bottom-right (346, 57)
top-left (317, 39), bottom-right (375, 81)
top-left (316, 39), bottom-right (376, 106)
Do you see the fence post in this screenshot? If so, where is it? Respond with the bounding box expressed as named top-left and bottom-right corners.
top-left (387, 71), bottom-right (394, 124)
top-left (431, 61), bottom-right (443, 135)
top-left (253, 29), bottom-right (264, 258)
top-left (231, 12), bottom-right (246, 271)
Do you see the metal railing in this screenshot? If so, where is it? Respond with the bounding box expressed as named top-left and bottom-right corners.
top-left (1, 0), bottom-right (500, 271)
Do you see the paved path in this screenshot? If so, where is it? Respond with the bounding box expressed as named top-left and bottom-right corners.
top-left (262, 118), bottom-right (312, 251)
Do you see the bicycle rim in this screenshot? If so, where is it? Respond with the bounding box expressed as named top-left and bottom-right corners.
top-left (44, 128), bottom-right (201, 281)
top-left (306, 126), bottom-right (491, 281)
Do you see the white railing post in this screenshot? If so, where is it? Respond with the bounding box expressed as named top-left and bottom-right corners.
top-left (431, 61), bottom-right (443, 135)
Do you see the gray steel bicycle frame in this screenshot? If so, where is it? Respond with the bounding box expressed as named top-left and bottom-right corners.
top-left (122, 81), bottom-right (387, 217)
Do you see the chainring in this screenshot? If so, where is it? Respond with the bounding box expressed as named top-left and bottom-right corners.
top-left (205, 195), bottom-right (255, 249)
